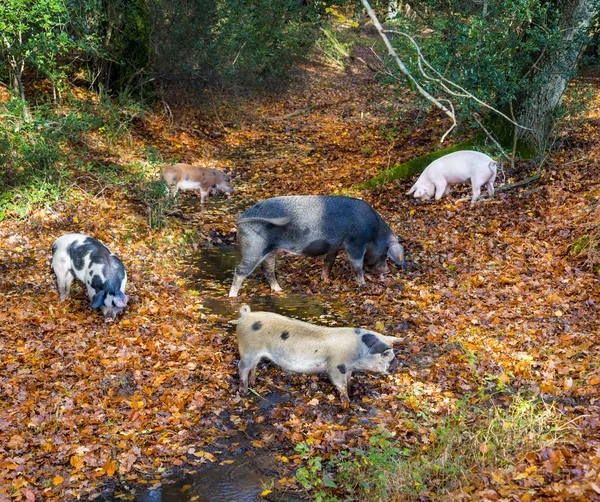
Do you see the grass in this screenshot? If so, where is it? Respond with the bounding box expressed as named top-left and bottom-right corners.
top-left (295, 393), bottom-right (573, 501)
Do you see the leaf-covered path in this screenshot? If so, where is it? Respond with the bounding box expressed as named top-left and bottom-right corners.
top-left (1, 56), bottom-right (599, 500)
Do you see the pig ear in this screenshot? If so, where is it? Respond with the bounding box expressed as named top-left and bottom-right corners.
top-left (382, 335), bottom-right (404, 344)
top-left (414, 187), bottom-right (426, 198)
top-left (91, 291), bottom-right (106, 309)
top-left (114, 292), bottom-right (128, 308)
top-left (387, 242), bottom-right (405, 268)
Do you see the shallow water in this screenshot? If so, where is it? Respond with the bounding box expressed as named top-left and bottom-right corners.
top-left (135, 457), bottom-right (274, 502)
top-left (189, 245), bottom-right (346, 326)
top-left (131, 196), bottom-right (343, 501)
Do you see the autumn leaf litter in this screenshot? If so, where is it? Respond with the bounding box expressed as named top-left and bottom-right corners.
top-left (1, 56), bottom-right (600, 500)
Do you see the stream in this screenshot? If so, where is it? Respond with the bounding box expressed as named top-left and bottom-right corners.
top-left (130, 195), bottom-right (346, 502)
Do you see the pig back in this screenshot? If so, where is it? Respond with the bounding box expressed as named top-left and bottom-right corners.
top-left (237, 196), bottom-right (390, 256)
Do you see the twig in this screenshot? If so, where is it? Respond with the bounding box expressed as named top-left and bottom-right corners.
top-left (471, 113), bottom-right (511, 161)
top-left (383, 29), bottom-right (530, 131)
top-left (361, 0), bottom-right (457, 143)
top-left (270, 108), bottom-right (311, 121)
top-left (509, 102), bottom-right (518, 170)
top-left (496, 175), bottom-right (541, 192)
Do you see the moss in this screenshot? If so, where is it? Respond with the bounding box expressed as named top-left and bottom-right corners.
top-left (569, 236), bottom-right (590, 256)
top-left (358, 135), bottom-right (485, 189)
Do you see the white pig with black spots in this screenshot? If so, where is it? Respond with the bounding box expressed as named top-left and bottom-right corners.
top-left (51, 233), bottom-right (128, 322)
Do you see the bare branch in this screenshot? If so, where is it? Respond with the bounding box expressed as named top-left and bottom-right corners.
top-left (361, 0), bottom-right (456, 130)
top-left (472, 113), bottom-right (511, 160)
top-left (383, 29), bottom-right (530, 130)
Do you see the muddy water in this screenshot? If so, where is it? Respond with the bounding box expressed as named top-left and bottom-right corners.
top-left (132, 195), bottom-right (343, 501)
top-left (190, 246), bottom-right (345, 326)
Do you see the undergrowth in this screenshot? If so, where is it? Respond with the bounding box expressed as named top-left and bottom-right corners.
top-left (0, 93), bottom-right (163, 225)
top-left (295, 394), bottom-right (572, 501)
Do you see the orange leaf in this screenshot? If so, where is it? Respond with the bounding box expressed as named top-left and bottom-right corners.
top-left (70, 455), bottom-right (84, 470)
top-left (104, 458), bottom-right (117, 477)
top-left (52, 475), bottom-right (64, 486)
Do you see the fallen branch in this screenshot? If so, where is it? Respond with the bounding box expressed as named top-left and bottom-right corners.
top-left (270, 108), bottom-right (312, 121)
top-left (496, 174), bottom-right (541, 192)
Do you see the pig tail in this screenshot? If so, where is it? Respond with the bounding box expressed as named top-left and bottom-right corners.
top-left (230, 305), bottom-right (251, 324)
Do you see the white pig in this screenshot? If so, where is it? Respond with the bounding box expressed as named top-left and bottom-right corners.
top-left (407, 150), bottom-right (497, 204)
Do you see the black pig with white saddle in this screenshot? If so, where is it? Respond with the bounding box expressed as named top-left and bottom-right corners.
top-left (228, 195), bottom-right (405, 297)
top-left (231, 305), bottom-right (402, 407)
top-left (51, 233), bottom-right (128, 322)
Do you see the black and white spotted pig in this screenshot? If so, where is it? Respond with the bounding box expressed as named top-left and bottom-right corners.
top-left (231, 305), bottom-right (402, 407)
top-left (51, 233), bottom-right (128, 322)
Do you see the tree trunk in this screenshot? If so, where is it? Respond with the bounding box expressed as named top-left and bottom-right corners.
top-left (516, 0), bottom-right (597, 153)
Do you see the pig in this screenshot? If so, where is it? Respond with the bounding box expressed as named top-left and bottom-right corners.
top-left (231, 305), bottom-right (402, 407)
top-left (162, 163), bottom-right (234, 202)
top-left (228, 195), bottom-right (405, 297)
top-left (406, 150), bottom-right (497, 204)
top-left (51, 233), bottom-right (129, 322)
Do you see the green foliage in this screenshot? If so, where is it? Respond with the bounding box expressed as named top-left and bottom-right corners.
top-left (0, 0), bottom-right (100, 95)
top-left (295, 395), bottom-right (570, 501)
top-left (0, 91), bottom-right (148, 221)
top-left (383, 0), bottom-right (566, 134)
top-left (149, 0), bottom-right (325, 90)
top-left (131, 175), bottom-right (173, 230)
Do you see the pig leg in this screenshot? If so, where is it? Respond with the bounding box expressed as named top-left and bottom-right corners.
top-left (229, 255), bottom-right (264, 297)
top-left (471, 180), bottom-right (482, 204)
top-left (345, 246), bottom-right (366, 286)
top-left (434, 180), bottom-right (448, 200)
top-left (200, 188), bottom-right (209, 203)
top-left (329, 366), bottom-right (351, 408)
top-left (322, 251), bottom-right (338, 281)
top-left (261, 255), bottom-right (282, 293)
top-left (53, 258), bottom-right (75, 301)
top-left (486, 181), bottom-right (495, 198)
top-left (239, 354), bottom-right (262, 393)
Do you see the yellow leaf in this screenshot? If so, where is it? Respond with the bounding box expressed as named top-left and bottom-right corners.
top-left (491, 471), bottom-right (505, 485)
top-left (181, 485), bottom-right (192, 492)
top-left (220, 460), bottom-right (235, 465)
top-left (53, 475), bottom-right (64, 486)
top-left (70, 455), bottom-right (84, 470)
top-left (73, 216), bottom-right (79, 223)
top-left (554, 310), bottom-right (563, 317)
top-left (276, 455), bottom-right (289, 463)
top-left (261, 489), bottom-right (272, 496)
top-left (513, 471), bottom-right (529, 480)
top-left (15, 247), bottom-right (23, 253)
top-left (193, 451), bottom-right (216, 462)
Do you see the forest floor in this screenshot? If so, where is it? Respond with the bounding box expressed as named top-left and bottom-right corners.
top-left (1, 50), bottom-right (600, 501)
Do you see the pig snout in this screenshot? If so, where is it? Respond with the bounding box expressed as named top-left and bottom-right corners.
top-left (388, 356), bottom-right (402, 373)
